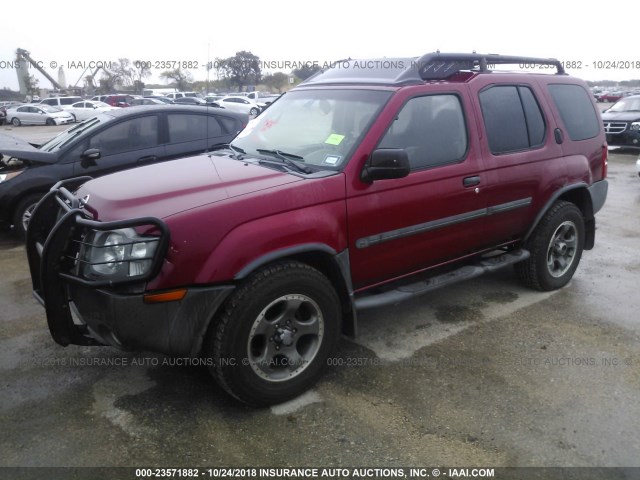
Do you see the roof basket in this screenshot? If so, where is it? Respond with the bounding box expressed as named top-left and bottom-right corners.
top-left (412, 52), bottom-right (565, 80)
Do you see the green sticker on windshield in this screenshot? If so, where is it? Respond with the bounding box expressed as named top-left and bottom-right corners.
top-left (325, 133), bottom-right (345, 145)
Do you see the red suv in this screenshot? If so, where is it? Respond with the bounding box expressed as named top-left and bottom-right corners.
top-left (27, 53), bottom-right (608, 406)
top-left (102, 94), bottom-right (136, 107)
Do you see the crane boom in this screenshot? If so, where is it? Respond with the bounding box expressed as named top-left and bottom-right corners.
top-left (16, 48), bottom-right (63, 92)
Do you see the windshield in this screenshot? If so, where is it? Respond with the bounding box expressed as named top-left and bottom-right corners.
top-left (38, 114), bottom-right (111, 152)
top-left (608, 97), bottom-right (640, 112)
top-left (232, 89), bottom-right (392, 169)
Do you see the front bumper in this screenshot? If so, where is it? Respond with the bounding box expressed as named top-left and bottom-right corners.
top-left (27, 179), bottom-right (235, 356)
top-left (55, 117), bottom-right (75, 125)
top-left (606, 129), bottom-right (640, 148)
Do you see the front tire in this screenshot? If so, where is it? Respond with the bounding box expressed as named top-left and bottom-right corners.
top-left (11, 117), bottom-right (20, 126)
top-left (13, 193), bottom-right (44, 238)
top-left (516, 201), bottom-right (585, 291)
top-left (45, 118), bottom-right (55, 126)
top-left (205, 261), bottom-right (342, 406)
top-left (249, 107), bottom-right (259, 116)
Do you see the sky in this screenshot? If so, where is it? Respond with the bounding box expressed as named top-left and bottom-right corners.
top-left (2, 0), bottom-right (639, 93)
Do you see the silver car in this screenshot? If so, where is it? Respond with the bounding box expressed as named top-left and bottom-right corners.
top-left (5, 104), bottom-right (75, 126)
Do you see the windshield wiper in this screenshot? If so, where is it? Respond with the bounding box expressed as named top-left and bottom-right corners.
top-left (209, 143), bottom-right (246, 159)
top-left (256, 149), bottom-right (312, 174)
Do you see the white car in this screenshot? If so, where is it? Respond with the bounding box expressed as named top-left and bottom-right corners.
top-left (66, 101), bottom-right (118, 122)
top-left (636, 156), bottom-right (640, 178)
top-left (5, 104), bottom-right (74, 126)
top-left (214, 96), bottom-right (261, 116)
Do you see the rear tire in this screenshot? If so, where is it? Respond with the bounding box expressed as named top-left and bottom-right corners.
top-left (516, 201), bottom-right (585, 291)
top-left (13, 194), bottom-right (44, 238)
top-left (205, 261), bottom-right (342, 406)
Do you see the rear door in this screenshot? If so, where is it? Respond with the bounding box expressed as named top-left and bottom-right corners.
top-left (466, 78), bottom-right (565, 244)
top-left (164, 112), bottom-right (237, 158)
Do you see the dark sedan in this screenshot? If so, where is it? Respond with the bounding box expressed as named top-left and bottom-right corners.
top-left (602, 95), bottom-right (640, 149)
top-left (0, 105), bottom-right (247, 236)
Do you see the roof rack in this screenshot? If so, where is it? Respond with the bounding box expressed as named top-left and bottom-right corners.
top-left (407, 52), bottom-right (565, 81)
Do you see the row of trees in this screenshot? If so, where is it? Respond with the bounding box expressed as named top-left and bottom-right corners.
top-left (87, 51), bottom-right (321, 94)
top-left (19, 50), bottom-right (323, 97)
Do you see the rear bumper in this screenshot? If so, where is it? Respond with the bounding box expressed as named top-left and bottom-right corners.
top-left (588, 179), bottom-right (608, 215)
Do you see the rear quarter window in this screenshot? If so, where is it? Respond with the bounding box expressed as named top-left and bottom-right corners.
top-left (548, 84), bottom-right (600, 141)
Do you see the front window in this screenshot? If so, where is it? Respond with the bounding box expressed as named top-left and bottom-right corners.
top-left (39, 115), bottom-right (110, 152)
top-left (232, 89), bottom-right (392, 169)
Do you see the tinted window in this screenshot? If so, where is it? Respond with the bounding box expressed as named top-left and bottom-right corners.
top-left (60, 98), bottom-right (77, 105)
top-left (42, 99), bottom-right (55, 106)
top-left (89, 115), bottom-right (158, 156)
top-left (548, 84), bottom-right (600, 141)
top-left (480, 86), bottom-right (529, 153)
top-left (520, 87), bottom-right (545, 147)
top-left (168, 114), bottom-right (223, 143)
top-left (217, 116), bottom-right (239, 134)
top-left (479, 85), bottom-right (546, 154)
top-left (378, 94), bottom-right (467, 169)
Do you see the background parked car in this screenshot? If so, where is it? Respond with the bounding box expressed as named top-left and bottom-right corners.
top-left (130, 98), bottom-right (167, 106)
top-left (165, 92), bottom-right (201, 100)
top-left (214, 96), bottom-right (262, 116)
top-left (102, 94), bottom-right (137, 107)
top-left (173, 97), bottom-right (208, 106)
top-left (203, 95), bottom-right (225, 104)
top-left (598, 92), bottom-right (623, 103)
top-left (66, 101), bottom-right (119, 122)
top-left (602, 95), bottom-right (640, 148)
top-left (143, 96), bottom-right (174, 104)
top-left (0, 108), bottom-right (5, 125)
top-left (0, 105), bottom-right (247, 236)
top-left (39, 96), bottom-right (84, 110)
top-left (5, 104), bottom-right (74, 126)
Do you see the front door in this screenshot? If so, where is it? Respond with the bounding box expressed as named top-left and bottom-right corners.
top-left (346, 86), bottom-right (492, 290)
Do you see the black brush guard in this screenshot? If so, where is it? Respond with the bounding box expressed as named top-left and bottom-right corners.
top-left (26, 178), bottom-right (169, 346)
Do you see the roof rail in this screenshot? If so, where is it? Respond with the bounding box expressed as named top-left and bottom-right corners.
top-left (409, 52), bottom-right (565, 81)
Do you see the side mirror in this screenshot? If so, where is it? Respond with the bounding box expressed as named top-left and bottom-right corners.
top-left (361, 148), bottom-right (410, 183)
top-left (80, 148), bottom-right (101, 168)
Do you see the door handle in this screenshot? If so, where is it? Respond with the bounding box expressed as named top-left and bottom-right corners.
top-left (137, 155), bottom-right (157, 164)
top-left (463, 176), bottom-right (480, 187)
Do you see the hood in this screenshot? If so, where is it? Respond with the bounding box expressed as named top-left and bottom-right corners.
top-left (0, 133), bottom-right (57, 166)
top-left (601, 111), bottom-right (640, 122)
top-left (77, 153), bottom-right (303, 221)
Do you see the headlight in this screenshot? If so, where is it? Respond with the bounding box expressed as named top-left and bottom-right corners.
top-left (0, 170), bottom-right (24, 183)
top-left (79, 228), bottom-right (160, 280)
top-left (631, 122), bottom-right (640, 131)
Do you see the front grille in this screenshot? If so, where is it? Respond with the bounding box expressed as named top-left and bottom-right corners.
top-left (603, 122), bottom-right (627, 134)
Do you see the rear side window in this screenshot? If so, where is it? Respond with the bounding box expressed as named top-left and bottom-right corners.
top-left (217, 116), bottom-right (240, 134)
top-left (168, 114), bottom-right (224, 143)
top-left (378, 94), bottom-right (468, 170)
top-left (479, 85), bottom-right (546, 154)
top-left (548, 84), bottom-right (600, 141)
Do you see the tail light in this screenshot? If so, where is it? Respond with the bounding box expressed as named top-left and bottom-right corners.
top-left (601, 144), bottom-right (608, 178)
